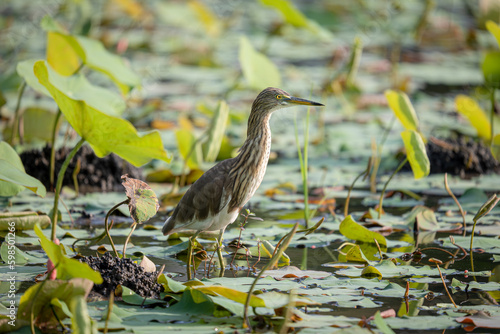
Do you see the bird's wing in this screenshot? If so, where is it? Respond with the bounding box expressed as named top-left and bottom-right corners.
top-left (164, 158), bottom-right (235, 233)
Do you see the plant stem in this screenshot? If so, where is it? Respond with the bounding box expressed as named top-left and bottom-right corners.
top-left (243, 223), bottom-right (299, 330)
top-left (470, 218), bottom-right (478, 273)
top-left (344, 158), bottom-right (372, 217)
top-left (104, 291), bottom-right (114, 334)
top-left (294, 109), bottom-right (310, 228)
top-left (50, 109), bottom-right (63, 189)
top-left (49, 64), bottom-right (84, 188)
top-left (490, 88), bottom-right (496, 146)
top-left (437, 264), bottom-right (457, 307)
top-left (414, 0), bottom-right (435, 43)
top-left (370, 117), bottom-right (396, 193)
top-left (378, 157), bottom-right (408, 219)
top-left (104, 199), bottom-right (128, 258)
top-left (345, 37), bottom-right (362, 88)
top-left (122, 222), bottom-right (137, 259)
top-left (443, 173), bottom-right (467, 237)
top-left (10, 81), bottom-right (27, 145)
top-left (51, 138), bottom-right (85, 241)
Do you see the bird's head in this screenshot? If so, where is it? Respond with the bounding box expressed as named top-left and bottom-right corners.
top-left (252, 87), bottom-right (324, 114)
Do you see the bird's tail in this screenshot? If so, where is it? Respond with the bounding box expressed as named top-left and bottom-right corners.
top-left (162, 217), bottom-right (175, 235)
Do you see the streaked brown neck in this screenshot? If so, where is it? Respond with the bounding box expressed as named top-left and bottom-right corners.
top-left (228, 111), bottom-right (272, 208)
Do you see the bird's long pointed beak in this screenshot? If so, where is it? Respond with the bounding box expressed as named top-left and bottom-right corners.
top-left (286, 96), bottom-right (324, 106)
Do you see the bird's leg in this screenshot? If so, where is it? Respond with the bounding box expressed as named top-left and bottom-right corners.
top-left (217, 228), bottom-right (225, 277)
top-left (187, 231), bottom-right (200, 280)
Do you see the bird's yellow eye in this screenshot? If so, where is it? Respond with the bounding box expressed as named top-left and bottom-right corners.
top-left (276, 95), bottom-right (282, 99)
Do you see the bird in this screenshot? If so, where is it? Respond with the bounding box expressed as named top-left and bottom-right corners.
top-left (162, 87), bottom-right (324, 277)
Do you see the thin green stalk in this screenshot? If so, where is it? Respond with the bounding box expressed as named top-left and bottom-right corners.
top-left (50, 109), bottom-right (63, 189)
top-left (443, 173), bottom-right (467, 237)
top-left (122, 222), bottom-right (137, 259)
top-left (104, 199), bottom-right (128, 258)
top-left (345, 158), bottom-right (373, 217)
top-left (243, 223), bottom-right (299, 330)
top-left (437, 264), bottom-right (457, 307)
top-left (51, 138), bottom-right (85, 241)
top-left (490, 88), bottom-right (495, 147)
top-left (370, 116), bottom-right (396, 193)
top-left (10, 81), bottom-right (27, 145)
top-left (300, 248), bottom-right (308, 271)
top-left (103, 291), bottom-right (114, 334)
top-left (294, 108), bottom-right (310, 228)
top-left (414, 0), bottom-right (435, 43)
top-left (50, 63), bottom-right (83, 188)
top-left (470, 217), bottom-right (478, 273)
top-left (378, 157), bottom-right (408, 219)
top-left (279, 289), bottom-right (296, 334)
top-left (345, 37), bottom-right (362, 88)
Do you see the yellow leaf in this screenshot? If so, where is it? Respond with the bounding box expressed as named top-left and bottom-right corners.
top-left (260, 0), bottom-right (309, 27)
top-left (339, 215), bottom-right (387, 248)
top-left (34, 60), bottom-right (171, 166)
top-left (486, 20), bottom-right (500, 48)
top-left (401, 130), bottom-right (430, 179)
top-left (193, 286), bottom-right (266, 307)
top-left (385, 90), bottom-right (419, 132)
top-left (112, 0), bottom-right (146, 20)
top-left (239, 36), bottom-right (281, 90)
top-left (188, 0), bottom-right (220, 37)
top-left (46, 32), bottom-right (81, 75)
top-left (455, 95), bottom-right (492, 140)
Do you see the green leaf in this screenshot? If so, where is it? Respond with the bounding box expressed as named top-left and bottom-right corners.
top-left (18, 59), bottom-right (126, 117)
top-left (361, 265), bottom-right (383, 279)
top-left (34, 224), bottom-right (103, 283)
top-left (451, 278), bottom-right (500, 292)
top-left (261, 240), bottom-right (290, 264)
top-left (21, 107), bottom-right (63, 143)
top-left (50, 298), bottom-right (73, 318)
top-left (168, 288), bottom-right (215, 316)
top-left (16, 59), bottom-right (50, 96)
top-left (120, 286), bottom-right (162, 306)
top-left (0, 141), bottom-right (46, 197)
top-left (76, 36), bottom-right (141, 94)
top-left (0, 212), bottom-right (51, 230)
top-left (345, 244), bottom-right (371, 264)
top-left (158, 275), bottom-right (187, 293)
top-left (415, 207), bottom-right (439, 231)
top-left (13, 278), bottom-right (93, 332)
top-left (239, 36), bottom-right (281, 90)
top-left (69, 295), bottom-right (93, 334)
top-left (336, 260), bottom-right (456, 278)
top-left (401, 130), bottom-right (430, 179)
top-left (482, 51), bottom-right (500, 89)
top-left (46, 31), bottom-right (82, 75)
top-left (188, 0), bottom-right (221, 37)
top-left (385, 90), bottom-right (419, 132)
top-left (41, 16), bottom-right (140, 94)
top-left (259, 0), bottom-right (309, 27)
top-left (486, 20), bottom-right (500, 48)
top-left (203, 101), bottom-right (230, 162)
top-left (473, 194), bottom-right (499, 222)
top-left (175, 128), bottom-right (202, 169)
top-left (0, 242), bottom-right (29, 265)
top-left (193, 285), bottom-right (266, 307)
top-left (373, 310), bottom-right (396, 334)
top-left (455, 95), bottom-right (492, 140)
top-left (440, 235), bottom-right (500, 254)
top-left (492, 134), bottom-right (500, 160)
top-left (121, 175), bottom-right (159, 224)
top-left (339, 215), bottom-right (387, 248)
top-left (33, 60), bottom-right (171, 167)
